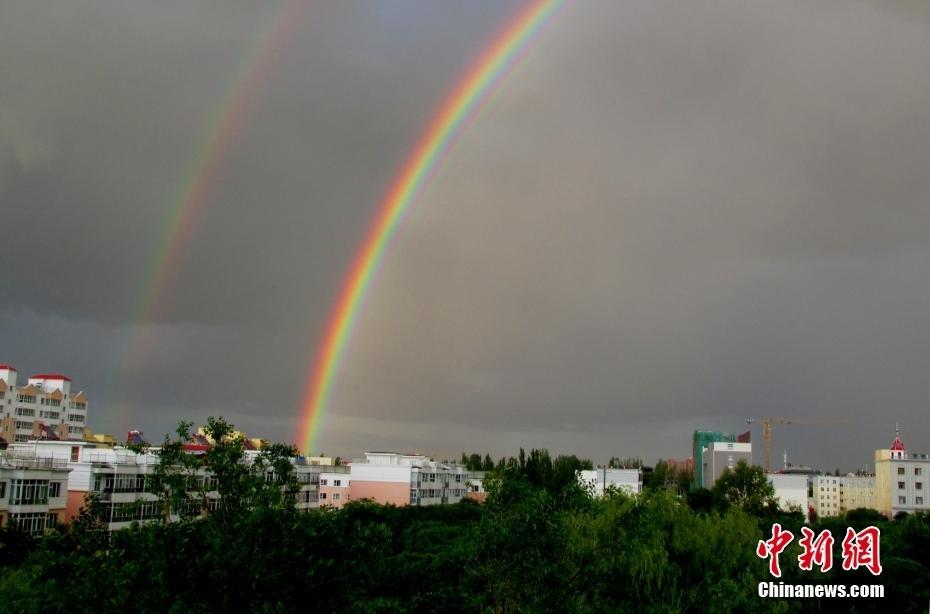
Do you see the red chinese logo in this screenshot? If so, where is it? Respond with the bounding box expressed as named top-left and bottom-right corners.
top-left (841, 526), bottom-right (882, 576)
top-left (797, 527), bottom-right (834, 572)
top-left (756, 523), bottom-right (794, 577)
top-left (758, 524), bottom-right (882, 577)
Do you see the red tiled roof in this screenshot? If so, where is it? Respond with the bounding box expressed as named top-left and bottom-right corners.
top-left (30, 373), bottom-right (72, 382)
top-left (890, 436), bottom-right (906, 452)
top-left (0, 364), bottom-right (17, 371)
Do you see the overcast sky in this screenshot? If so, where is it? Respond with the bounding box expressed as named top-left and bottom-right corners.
top-left (2, 0), bottom-right (929, 470)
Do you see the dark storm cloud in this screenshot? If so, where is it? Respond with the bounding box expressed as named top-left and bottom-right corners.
top-left (2, 1), bottom-right (929, 469)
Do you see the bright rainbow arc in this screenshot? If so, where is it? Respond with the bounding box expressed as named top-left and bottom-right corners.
top-left (298, 0), bottom-right (567, 455)
top-left (117, 1), bottom-right (309, 406)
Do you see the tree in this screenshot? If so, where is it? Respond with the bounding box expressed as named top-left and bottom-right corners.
top-left (711, 460), bottom-right (777, 516)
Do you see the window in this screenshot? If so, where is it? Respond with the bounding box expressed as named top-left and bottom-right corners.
top-left (39, 410), bottom-right (59, 420)
top-left (917, 497), bottom-right (925, 506)
top-left (899, 496), bottom-right (907, 505)
top-left (0, 482), bottom-right (5, 498)
top-left (898, 481), bottom-right (906, 489)
top-left (916, 482), bottom-right (923, 490)
top-left (69, 426), bottom-right (83, 434)
top-left (15, 421), bottom-right (32, 430)
top-left (917, 468), bottom-right (924, 476)
top-left (49, 482), bottom-right (62, 498)
top-left (68, 414), bottom-right (84, 423)
top-left (333, 493), bottom-right (340, 501)
top-left (15, 407), bottom-right (34, 417)
top-left (898, 467), bottom-right (906, 475)
top-left (71, 447), bottom-right (80, 462)
top-left (8, 479), bottom-right (49, 505)
top-left (320, 479), bottom-right (327, 486)
top-left (334, 479), bottom-right (341, 487)
top-left (17, 394), bottom-right (35, 403)
top-left (8, 513), bottom-right (51, 536)
top-left (319, 492), bottom-right (327, 500)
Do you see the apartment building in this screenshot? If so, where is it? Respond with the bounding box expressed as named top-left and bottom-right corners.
top-left (349, 452), bottom-right (469, 507)
top-left (0, 365), bottom-right (89, 443)
top-left (0, 448), bottom-right (71, 535)
top-left (812, 475), bottom-right (876, 518)
top-left (7, 440), bottom-right (323, 530)
top-left (874, 431), bottom-right (930, 518)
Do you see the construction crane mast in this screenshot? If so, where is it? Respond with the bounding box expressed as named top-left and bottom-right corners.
top-left (746, 417), bottom-right (848, 473)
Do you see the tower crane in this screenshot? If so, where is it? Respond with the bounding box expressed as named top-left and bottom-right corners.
top-left (746, 417), bottom-right (849, 473)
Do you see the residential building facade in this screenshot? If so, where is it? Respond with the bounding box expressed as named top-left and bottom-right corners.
top-left (0, 448), bottom-right (71, 535)
top-left (0, 365), bottom-right (89, 443)
top-left (875, 432), bottom-right (930, 518)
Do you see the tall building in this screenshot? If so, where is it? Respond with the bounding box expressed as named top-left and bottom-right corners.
top-left (0, 365), bottom-right (89, 443)
top-left (701, 441), bottom-right (753, 489)
top-left (692, 431), bottom-right (736, 488)
top-left (874, 430), bottom-right (930, 518)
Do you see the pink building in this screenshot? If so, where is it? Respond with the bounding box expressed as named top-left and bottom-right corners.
top-left (348, 452), bottom-right (469, 507)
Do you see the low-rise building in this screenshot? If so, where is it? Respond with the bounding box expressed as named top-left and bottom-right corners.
top-left (0, 448), bottom-right (71, 535)
top-left (319, 467), bottom-right (350, 509)
top-left (812, 475), bottom-right (876, 518)
top-left (768, 473), bottom-right (810, 521)
top-left (579, 468), bottom-right (642, 496)
top-left (349, 452), bottom-right (469, 507)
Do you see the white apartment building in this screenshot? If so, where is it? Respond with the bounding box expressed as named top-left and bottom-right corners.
top-left (349, 452), bottom-right (469, 507)
top-left (701, 441), bottom-right (753, 489)
top-left (579, 468), bottom-right (642, 496)
top-left (875, 432), bottom-right (930, 518)
top-left (0, 449), bottom-right (71, 535)
top-left (812, 475), bottom-right (876, 518)
top-left (0, 365), bottom-right (89, 443)
top-left (7, 440), bottom-right (324, 531)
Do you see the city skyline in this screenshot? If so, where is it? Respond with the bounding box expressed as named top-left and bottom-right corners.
top-left (3, 1), bottom-right (930, 468)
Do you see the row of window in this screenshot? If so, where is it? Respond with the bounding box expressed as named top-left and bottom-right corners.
top-left (11, 396), bottom-right (86, 409)
top-left (897, 481), bottom-right (923, 490)
top-left (2, 479), bottom-right (63, 505)
top-left (319, 478), bottom-right (343, 487)
top-left (899, 496), bottom-right (925, 506)
top-left (3, 512), bottom-right (58, 536)
top-left (897, 467), bottom-right (924, 476)
top-left (318, 492), bottom-right (341, 501)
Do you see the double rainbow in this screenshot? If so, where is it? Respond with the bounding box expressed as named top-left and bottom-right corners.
top-left (117, 1), bottom-right (309, 405)
top-left (297, 0), bottom-right (567, 454)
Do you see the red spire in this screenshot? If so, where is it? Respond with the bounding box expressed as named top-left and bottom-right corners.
top-left (890, 436), bottom-right (906, 452)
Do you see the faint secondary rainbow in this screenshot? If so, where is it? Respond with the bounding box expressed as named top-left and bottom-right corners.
top-left (116, 1), bottom-right (309, 404)
top-left (298, 0), bottom-right (567, 454)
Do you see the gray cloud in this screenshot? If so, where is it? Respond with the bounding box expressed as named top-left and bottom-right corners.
top-left (2, 0), bottom-right (928, 469)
